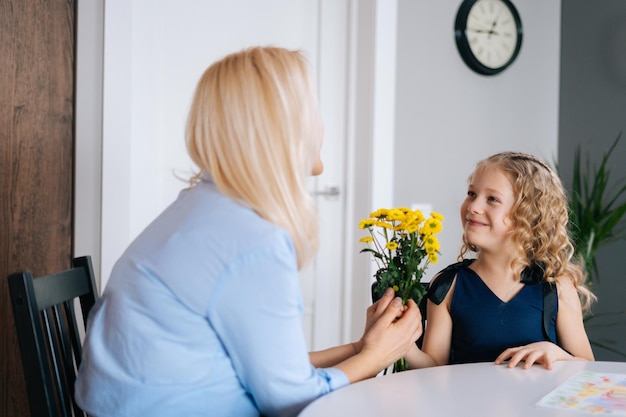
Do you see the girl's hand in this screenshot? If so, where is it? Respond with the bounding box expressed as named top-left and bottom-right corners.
top-left (495, 341), bottom-right (575, 370)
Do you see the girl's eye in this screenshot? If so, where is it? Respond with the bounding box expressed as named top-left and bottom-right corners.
top-left (488, 196), bottom-right (500, 203)
top-left (467, 191), bottom-right (476, 197)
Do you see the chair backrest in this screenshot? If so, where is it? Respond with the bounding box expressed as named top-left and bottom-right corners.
top-left (8, 256), bottom-right (98, 417)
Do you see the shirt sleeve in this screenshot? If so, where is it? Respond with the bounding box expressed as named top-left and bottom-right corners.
top-left (206, 231), bottom-right (349, 417)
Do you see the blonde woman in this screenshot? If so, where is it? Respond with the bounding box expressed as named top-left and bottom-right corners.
top-left (75, 47), bottom-right (421, 417)
top-left (406, 152), bottom-right (595, 370)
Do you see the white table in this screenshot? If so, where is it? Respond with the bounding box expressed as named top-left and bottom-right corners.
top-left (299, 361), bottom-right (626, 416)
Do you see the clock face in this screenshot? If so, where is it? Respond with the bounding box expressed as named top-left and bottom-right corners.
top-left (455, 0), bottom-right (523, 75)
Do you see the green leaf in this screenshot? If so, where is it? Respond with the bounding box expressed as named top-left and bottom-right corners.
top-left (564, 132), bottom-right (626, 284)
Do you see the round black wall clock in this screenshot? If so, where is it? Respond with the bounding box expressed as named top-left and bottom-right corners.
top-left (454, 0), bottom-right (523, 76)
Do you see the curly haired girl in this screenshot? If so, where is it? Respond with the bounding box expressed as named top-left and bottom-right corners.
top-left (406, 151), bottom-right (595, 369)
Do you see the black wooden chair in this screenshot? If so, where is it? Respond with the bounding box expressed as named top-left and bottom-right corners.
top-left (8, 256), bottom-right (98, 417)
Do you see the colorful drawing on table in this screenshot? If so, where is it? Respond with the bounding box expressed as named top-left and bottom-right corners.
top-left (536, 371), bottom-right (626, 415)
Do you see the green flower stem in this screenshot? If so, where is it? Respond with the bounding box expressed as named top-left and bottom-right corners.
top-left (393, 357), bottom-right (408, 373)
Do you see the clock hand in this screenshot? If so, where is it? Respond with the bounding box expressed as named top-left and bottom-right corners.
top-left (488, 22), bottom-right (497, 38)
top-left (468, 27), bottom-right (500, 36)
top-left (488, 8), bottom-right (504, 39)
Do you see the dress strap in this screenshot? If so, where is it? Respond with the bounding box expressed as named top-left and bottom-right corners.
top-left (520, 262), bottom-right (558, 344)
top-left (426, 259), bottom-right (476, 305)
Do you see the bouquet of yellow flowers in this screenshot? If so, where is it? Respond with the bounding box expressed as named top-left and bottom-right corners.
top-left (359, 207), bottom-right (444, 372)
top-left (359, 207), bottom-right (444, 304)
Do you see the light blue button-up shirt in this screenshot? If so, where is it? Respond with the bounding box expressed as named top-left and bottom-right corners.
top-left (75, 176), bottom-right (349, 417)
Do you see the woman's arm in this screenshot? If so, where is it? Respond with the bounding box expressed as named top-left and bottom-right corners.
top-left (309, 342), bottom-right (361, 368)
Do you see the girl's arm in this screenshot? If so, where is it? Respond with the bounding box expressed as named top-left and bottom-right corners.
top-left (404, 343), bottom-right (437, 368)
top-left (495, 275), bottom-right (594, 369)
top-left (420, 296), bottom-right (455, 366)
top-left (553, 275), bottom-right (594, 360)
top-left (406, 279), bottom-right (456, 369)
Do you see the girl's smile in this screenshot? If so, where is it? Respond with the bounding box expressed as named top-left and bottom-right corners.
top-left (460, 165), bottom-right (515, 252)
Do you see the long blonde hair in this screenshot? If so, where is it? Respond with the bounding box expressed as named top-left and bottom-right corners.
top-left (185, 47), bottom-right (322, 269)
top-left (460, 152), bottom-right (595, 310)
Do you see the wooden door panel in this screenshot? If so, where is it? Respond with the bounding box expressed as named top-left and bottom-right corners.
top-left (0, 1), bottom-right (76, 415)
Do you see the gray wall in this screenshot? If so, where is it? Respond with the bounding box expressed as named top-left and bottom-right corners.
top-left (393, 1), bottom-right (561, 279)
top-left (559, 0), bottom-right (626, 360)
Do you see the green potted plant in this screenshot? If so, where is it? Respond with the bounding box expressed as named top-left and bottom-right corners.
top-left (562, 132), bottom-right (626, 357)
top-left (567, 133), bottom-right (626, 285)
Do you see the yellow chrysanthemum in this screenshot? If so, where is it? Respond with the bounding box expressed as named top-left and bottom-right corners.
top-left (359, 236), bottom-right (374, 243)
top-left (370, 208), bottom-right (389, 219)
top-left (422, 218), bottom-right (443, 235)
top-left (403, 212), bottom-right (416, 223)
top-left (424, 235), bottom-right (439, 246)
top-left (358, 218), bottom-right (376, 229)
top-left (375, 220), bottom-right (393, 230)
top-left (430, 211), bottom-right (445, 221)
top-left (386, 241), bottom-right (398, 251)
top-left (429, 253), bottom-right (439, 263)
top-left (387, 208), bottom-right (405, 222)
top-left (425, 245), bottom-right (439, 254)
top-left (406, 223), bottom-right (419, 233)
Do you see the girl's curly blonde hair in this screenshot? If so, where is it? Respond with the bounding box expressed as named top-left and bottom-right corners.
top-left (460, 151), bottom-right (595, 311)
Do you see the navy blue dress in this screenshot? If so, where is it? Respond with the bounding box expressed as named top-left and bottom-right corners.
top-left (449, 265), bottom-right (558, 364)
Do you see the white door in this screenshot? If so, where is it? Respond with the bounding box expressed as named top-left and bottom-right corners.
top-left (96, 0), bottom-right (352, 351)
top-left (300, 0), bottom-right (351, 351)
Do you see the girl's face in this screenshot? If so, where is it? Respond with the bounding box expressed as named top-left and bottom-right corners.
top-left (460, 165), bottom-right (516, 252)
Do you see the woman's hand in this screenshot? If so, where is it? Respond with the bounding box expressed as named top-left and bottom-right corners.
top-left (310, 288), bottom-right (415, 369)
top-left (360, 297), bottom-right (423, 369)
top-left (335, 295), bottom-right (422, 382)
top-left (352, 287), bottom-right (399, 353)
top-left (495, 341), bottom-right (576, 370)
top-left (366, 288), bottom-right (398, 330)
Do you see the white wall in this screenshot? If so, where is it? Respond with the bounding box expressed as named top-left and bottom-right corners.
top-left (393, 1), bottom-right (562, 278)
